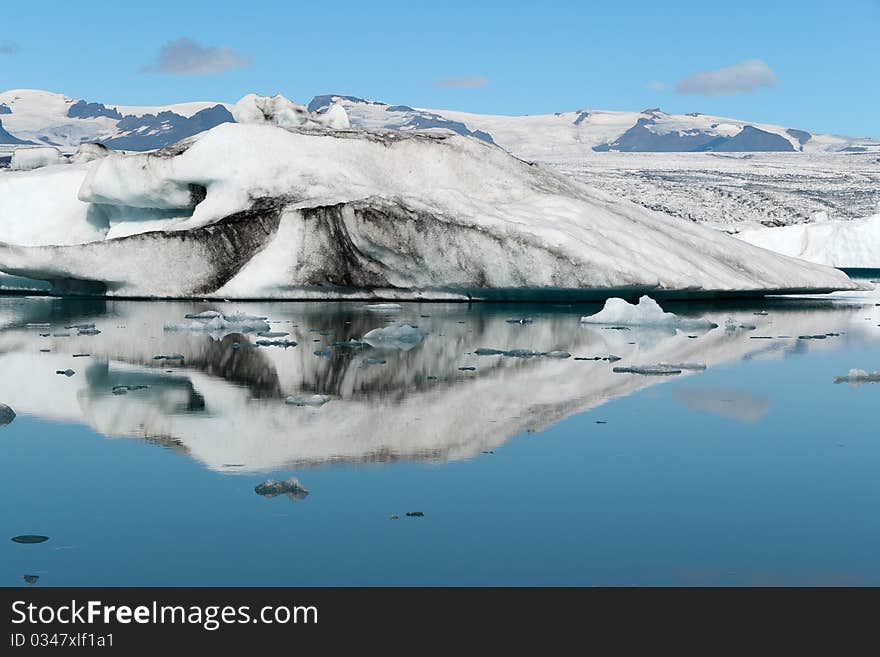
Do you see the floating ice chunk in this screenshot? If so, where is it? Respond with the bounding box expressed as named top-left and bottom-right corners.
top-left (834, 369), bottom-right (880, 384)
top-left (77, 328), bottom-right (101, 336)
top-left (184, 311), bottom-right (222, 320)
top-left (362, 357), bottom-right (387, 365)
top-left (285, 395), bottom-right (331, 407)
top-left (362, 324), bottom-right (425, 350)
top-left (613, 364), bottom-right (683, 376)
top-left (164, 312), bottom-right (270, 334)
top-left (254, 477), bottom-right (309, 502)
top-left (474, 348), bottom-right (504, 355)
top-left (257, 331), bottom-right (289, 338)
top-left (153, 353), bottom-right (185, 361)
top-left (542, 350), bottom-right (571, 359)
top-left (256, 339), bottom-right (298, 348)
top-left (112, 384), bottom-right (150, 395)
top-left (65, 323), bottom-right (95, 330)
top-left (505, 318), bottom-right (533, 325)
top-left (364, 303), bottom-right (402, 312)
top-left (581, 296), bottom-right (717, 330)
top-left (332, 339), bottom-right (367, 348)
top-left (0, 403), bottom-right (15, 427)
top-left (10, 146), bottom-right (66, 171)
top-left (659, 362), bottom-right (707, 371)
top-left (55, 369), bottom-right (75, 377)
top-left (504, 349), bottom-right (540, 358)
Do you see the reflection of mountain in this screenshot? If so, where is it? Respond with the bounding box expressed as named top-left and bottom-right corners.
top-left (0, 295), bottom-right (877, 472)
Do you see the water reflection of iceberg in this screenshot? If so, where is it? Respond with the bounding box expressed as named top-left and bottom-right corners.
top-left (0, 293), bottom-right (878, 473)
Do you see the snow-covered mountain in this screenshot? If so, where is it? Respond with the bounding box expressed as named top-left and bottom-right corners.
top-left (310, 95), bottom-right (878, 159)
top-left (0, 89), bottom-right (233, 152)
top-left (2, 89), bottom-right (875, 157)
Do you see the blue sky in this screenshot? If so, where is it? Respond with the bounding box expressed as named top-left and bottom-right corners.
top-left (1, 0), bottom-right (877, 136)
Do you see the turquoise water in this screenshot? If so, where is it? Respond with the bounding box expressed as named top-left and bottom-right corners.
top-left (1, 287), bottom-right (879, 586)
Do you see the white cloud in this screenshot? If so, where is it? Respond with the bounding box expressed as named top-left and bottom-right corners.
top-left (647, 81), bottom-right (666, 91)
top-left (675, 59), bottom-right (777, 96)
top-left (0, 42), bottom-right (19, 55)
top-left (436, 75), bottom-right (489, 89)
top-left (140, 38), bottom-right (250, 75)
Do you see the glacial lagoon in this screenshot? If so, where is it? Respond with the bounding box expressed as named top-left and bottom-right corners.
top-left (2, 281), bottom-right (879, 586)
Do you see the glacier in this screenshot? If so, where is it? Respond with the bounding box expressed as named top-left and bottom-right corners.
top-left (0, 94), bottom-right (860, 300)
top-left (737, 209), bottom-right (880, 269)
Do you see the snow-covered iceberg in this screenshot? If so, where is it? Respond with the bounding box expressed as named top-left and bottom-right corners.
top-left (737, 210), bottom-right (880, 269)
top-left (0, 94), bottom-right (858, 299)
top-left (580, 295), bottom-right (717, 330)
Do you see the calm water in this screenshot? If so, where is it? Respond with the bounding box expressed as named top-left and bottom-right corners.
top-left (1, 284), bottom-right (879, 586)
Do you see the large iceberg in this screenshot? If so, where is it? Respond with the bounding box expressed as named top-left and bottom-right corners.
top-left (0, 94), bottom-right (858, 300)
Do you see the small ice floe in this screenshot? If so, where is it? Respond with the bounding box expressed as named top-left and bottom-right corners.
top-left (474, 348), bottom-right (570, 359)
top-left (659, 362), bottom-right (707, 371)
top-left (72, 353), bottom-right (90, 358)
top-left (364, 303), bottom-right (402, 312)
top-left (112, 385), bottom-right (150, 395)
top-left (834, 369), bottom-right (880, 385)
top-left (362, 324), bottom-right (425, 350)
top-left (52, 332), bottom-right (70, 338)
top-left (165, 312), bottom-right (270, 334)
top-left (406, 511), bottom-right (425, 517)
top-left (257, 331), bottom-right (289, 338)
top-left (65, 323), bottom-right (95, 330)
top-left (458, 366), bottom-right (476, 371)
top-left (232, 342), bottom-right (258, 350)
top-left (77, 328), bottom-right (101, 336)
top-left (581, 296), bottom-right (717, 330)
top-left (0, 403), bottom-right (15, 427)
top-left (285, 394), bottom-right (331, 407)
top-left (184, 311), bottom-right (222, 320)
top-left (256, 339), bottom-right (298, 348)
top-left (799, 334), bottom-right (837, 340)
top-left (254, 477), bottom-right (309, 502)
top-left (725, 319), bottom-right (757, 332)
top-left (26, 323), bottom-right (51, 328)
top-left (613, 364), bottom-right (683, 376)
top-left (505, 318), bottom-right (533, 325)
top-left (314, 347), bottom-right (332, 358)
top-left (23, 575), bottom-right (39, 585)
top-left (362, 357), bottom-right (387, 366)
top-left (55, 369), bottom-right (75, 377)
top-left (754, 311), bottom-right (769, 316)
top-left (11, 535), bottom-right (49, 544)
top-left (153, 353), bottom-right (185, 361)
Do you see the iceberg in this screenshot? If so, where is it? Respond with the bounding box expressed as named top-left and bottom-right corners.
top-left (833, 369), bottom-right (880, 385)
top-left (580, 295), bottom-right (718, 330)
top-left (10, 146), bottom-right (66, 171)
top-left (0, 403), bottom-right (14, 427)
top-left (0, 94), bottom-right (858, 300)
top-left (362, 324), bottom-right (425, 350)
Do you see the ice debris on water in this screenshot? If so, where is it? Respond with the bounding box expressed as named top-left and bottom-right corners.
top-left (725, 319), bottom-right (757, 332)
top-left (66, 323), bottom-right (95, 330)
top-left (256, 339), bottom-right (298, 348)
top-left (505, 318), bottom-right (533, 324)
top-left (332, 339), bottom-right (367, 348)
top-left (55, 369), bottom-right (75, 377)
top-left (153, 353), bottom-right (185, 361)
top-left (0, 403), bottom-right (15, 427)
top-left (165, 312), bottom-right (270, 334)
top-left (112, 385), bottom-right (150, 395)
top-left (581, 296), bottom-right (717, 330)
top-left (364, 303), bottom-right (402, 312)
top-left (11, 535), bottom-right (49, 544)
top-left (834, 369), bottom-right (880, 385)
top-left (613, 364), bottom-right (683, 376)
top-left (254, 477), bottom-right (309, 502)
top-left (257, 331), bottom-right (289, 338)
top-left (474, 348), bottom-right (571, 359)
top-left (362, 324), bottom-right (425, 350)
top-left (285, 394), bottom-right (331, 407)
top-left (362, 357), bottom-right (387, 366)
